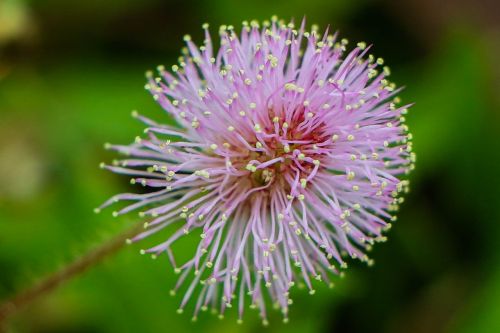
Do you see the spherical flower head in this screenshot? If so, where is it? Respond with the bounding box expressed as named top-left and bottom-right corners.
top-left (98, 17), bottom-right (414, 323)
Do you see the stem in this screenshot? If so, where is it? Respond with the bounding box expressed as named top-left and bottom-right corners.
top-left (0, 222), bottom-right (144, 324)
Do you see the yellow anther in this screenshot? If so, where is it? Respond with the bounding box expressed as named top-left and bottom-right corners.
top-left (357, 41), bottom-right (366, 50)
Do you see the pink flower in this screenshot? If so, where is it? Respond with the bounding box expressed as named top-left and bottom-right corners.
top-left (98, 17), bottom-right (414, 324)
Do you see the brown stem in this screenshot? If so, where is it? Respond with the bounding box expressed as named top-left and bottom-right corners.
top-left (0, 222), bottom-right (144, 325)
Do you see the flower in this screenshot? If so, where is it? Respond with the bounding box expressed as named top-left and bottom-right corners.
top-left (98, 17), bottom-right (414, 324)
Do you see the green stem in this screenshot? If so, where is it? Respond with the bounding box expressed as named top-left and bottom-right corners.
top-left (0, 222), bottom-right (144, 325)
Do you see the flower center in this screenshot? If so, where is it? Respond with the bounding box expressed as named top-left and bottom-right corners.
top-left (228, 117), bottom-right (329, 193)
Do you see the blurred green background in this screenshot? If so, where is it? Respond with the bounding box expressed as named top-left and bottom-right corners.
top-left (0, 0), bottom-right (499, 332)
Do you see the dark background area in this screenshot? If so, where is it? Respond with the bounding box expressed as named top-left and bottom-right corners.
top-left (0, 0), bottom-right (499, 332)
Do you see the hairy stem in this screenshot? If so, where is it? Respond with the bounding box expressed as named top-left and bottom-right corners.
top-left (0, 222), bottom-right (144, 324)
